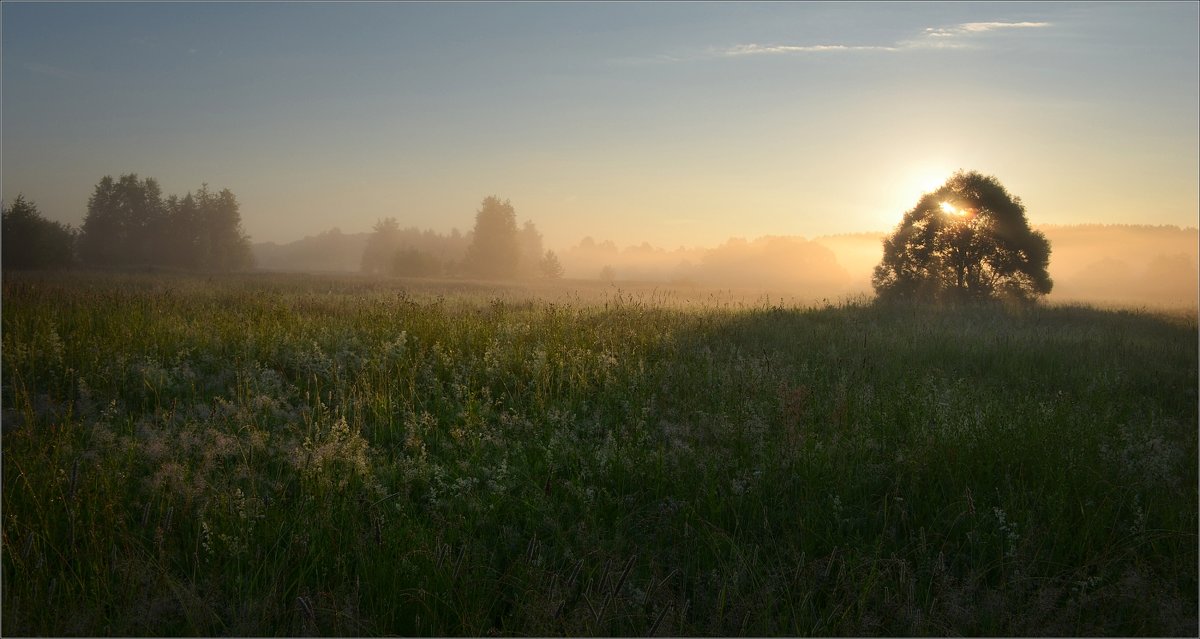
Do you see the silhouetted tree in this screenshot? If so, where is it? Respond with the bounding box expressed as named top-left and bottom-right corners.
top-left (124, 175), bottom-right (167, 265)
top-left (463, 196), bottom-right (519, 279)
top-left (195, 185), bottom-right (254, 271)
top-left (873, 171), bottom-right (1052, 302)
top-left (539, 249), bottom-right (564, 279)
top-left (2, 195), bottom-right (76, 269)
top-left (80, 174), bottom-right (164, 266)
top-left (361, 217), bottom-right (401, 274)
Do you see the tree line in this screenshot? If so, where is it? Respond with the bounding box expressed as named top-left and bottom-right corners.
top-left (361, 196), bottom-right (562, 280)
top-left (3, 173), bottom-right (253, 271)
top-left (7, 170), bottom-right (1056, 303)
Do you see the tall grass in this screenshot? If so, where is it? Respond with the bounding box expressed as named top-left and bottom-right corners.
top-left (2, 271), bottom-right (1196, 635)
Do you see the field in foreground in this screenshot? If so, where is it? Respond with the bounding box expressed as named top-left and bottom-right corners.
top-left (2, 271), bottom-right (1196, 636)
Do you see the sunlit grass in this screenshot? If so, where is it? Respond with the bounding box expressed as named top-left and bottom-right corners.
top-left (2, 270), bottom-right (1196, 635)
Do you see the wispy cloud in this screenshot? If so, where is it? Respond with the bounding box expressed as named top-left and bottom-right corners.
top-left (923, 21), bottom-right (1051, 37)
top-left (718, 20), bottom-right (1051, 57)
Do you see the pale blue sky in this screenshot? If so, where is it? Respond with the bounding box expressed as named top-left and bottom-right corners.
top-left (3, 1), bottom-right (1197, 248)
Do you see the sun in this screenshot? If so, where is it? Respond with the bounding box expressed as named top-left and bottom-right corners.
top-left (939, 201), bottom-right (976, 220)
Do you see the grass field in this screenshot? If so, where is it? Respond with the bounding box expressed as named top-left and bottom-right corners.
top-left (2, 271), bottom-right (1196, 636)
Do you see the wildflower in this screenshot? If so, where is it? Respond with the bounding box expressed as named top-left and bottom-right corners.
top-left (200, 520), bottom-right (214, 558)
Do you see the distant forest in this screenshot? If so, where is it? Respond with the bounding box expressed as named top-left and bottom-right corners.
top-left (253, 222), bottom-right (1199, 308)
top-left (2, 173), bottom-right (253, 271)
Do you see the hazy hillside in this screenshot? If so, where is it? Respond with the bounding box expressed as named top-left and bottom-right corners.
top-left (253, 228), bottom-right (370, 273)
top-left (1041, 225), bottom-right (1198, 308)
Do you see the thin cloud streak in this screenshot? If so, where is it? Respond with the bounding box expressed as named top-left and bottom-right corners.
top-left (724, 44), bottom-right (900, 55)
top-left (930, 21), bottom-right (1052, 36)
top-left (720, 20), bottom-right (1051, 57)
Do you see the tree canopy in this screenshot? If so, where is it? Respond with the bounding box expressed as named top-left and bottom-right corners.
top-left (872, 171), bottom-right (1052, 303)
top-left (2, 195), bottom-right (76, 270)
top-left (79, 174), bottom-right (164, 266)
top-left (462, 196), bottom-right (520, 279)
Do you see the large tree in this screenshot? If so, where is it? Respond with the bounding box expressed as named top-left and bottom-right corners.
top-left (462, 196), bottom-right (520, 279)
top-left (873, 171), bottom-right (1052, 302)
top-left (2, 195), bottom-right (76, 269)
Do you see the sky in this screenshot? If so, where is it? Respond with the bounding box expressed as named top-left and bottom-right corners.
top-left (3, 1), bottom-right (1197, 249)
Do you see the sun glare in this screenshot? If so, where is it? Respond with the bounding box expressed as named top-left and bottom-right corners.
top-left (940, 201), bottom-right (967, 216)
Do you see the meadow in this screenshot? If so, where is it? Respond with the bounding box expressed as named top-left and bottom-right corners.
top-left (2, 271), bottom-right (1196, 636)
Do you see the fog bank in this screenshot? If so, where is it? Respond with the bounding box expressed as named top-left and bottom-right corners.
top-left (252, 224), bottom-right (1198, 309)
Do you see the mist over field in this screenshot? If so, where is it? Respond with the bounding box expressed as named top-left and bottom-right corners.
top-left (3, 2), bottom-right (1197, 635)
top-left (252, 223), bottom-right (1199, 309)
